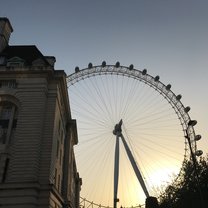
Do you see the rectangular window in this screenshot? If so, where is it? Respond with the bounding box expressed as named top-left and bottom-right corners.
top-left (2, 158), bottom-right (9, 182)
top-left (0, 108), bottom-right (12, 119)
top-left (0, 80), bottom-right (17, 89)
top-left (0, 128), bottom-right (7, 144)
top-left (60, 149), bottom-right (62, 165)
top-left (54, 168), bottom-right (57, 186)
top-left (58, 120), bottom-right (61, 135)
top-left (0, 104), bottom-right (17, 144)
top-left (60, 129), bottom-right (63, 144)
top-left (56, 140), bottom-right (59, 158)
top-left (58, 174), bottom-right (60, 191)
top-left (0, 56), bottom-right (6, 65)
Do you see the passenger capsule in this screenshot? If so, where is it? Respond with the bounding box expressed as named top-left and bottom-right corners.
top-left (188, 120), bottom-right (197, 126)
top-left (166, 84), bottom-right (171, 90)
top-left (184, 106), bottom-right (190, 113)
top-left (154, 76), bottom-right (160, 82)
top-left (75, 66), bottom-right (80, 73)
top-left (142, 69), bottom-right (147, 75)
top-left (129, 64), bottom-right (134, 70)
top-left (102, 61), bottom-right (106, 67)
top-left (88, 63), bottom-right (93, 68)
top-left (176, 94), bottom-right (182, 101)
top-left (115, 62), bottom-right (120, 68)
top-left (195, 135), bottom-right (201, 141)
top-left (195, 150), bottom-right (203, 157)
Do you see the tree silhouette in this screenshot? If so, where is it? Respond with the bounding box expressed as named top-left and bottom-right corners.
top-left (159, 155), bottom-right (208, 208)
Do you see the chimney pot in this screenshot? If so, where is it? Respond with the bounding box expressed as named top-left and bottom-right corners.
top-left (0, 17), bottom-right (13, 53)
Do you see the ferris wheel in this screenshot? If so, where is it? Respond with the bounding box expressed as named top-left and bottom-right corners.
top-left (67, 62), bottom-right (202, 208)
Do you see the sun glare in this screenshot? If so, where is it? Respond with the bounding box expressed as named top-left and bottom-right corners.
top-left (148, 165), bottom-right (179, 192)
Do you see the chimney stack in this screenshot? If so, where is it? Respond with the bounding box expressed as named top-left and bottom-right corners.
top-left (0, 17), bottom-right (13, 53)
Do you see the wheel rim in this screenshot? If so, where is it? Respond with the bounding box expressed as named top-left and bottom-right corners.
top-left (67, 64), bottom-right (197, 207)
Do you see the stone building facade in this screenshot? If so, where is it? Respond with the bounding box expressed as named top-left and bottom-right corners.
top-left (0, 17), bottom-right (81, 208)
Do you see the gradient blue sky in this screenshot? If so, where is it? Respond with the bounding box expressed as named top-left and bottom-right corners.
top-left (1, 0), bottom-right (208, 172)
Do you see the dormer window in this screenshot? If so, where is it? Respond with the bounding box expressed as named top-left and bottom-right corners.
top-left (7, 56), bottom-right (25, 67)
top-left (32, 58), bottom-right (45, 67)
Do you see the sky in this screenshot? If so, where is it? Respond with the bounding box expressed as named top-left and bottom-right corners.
top-left (1, 0), bottom-right (208, 206)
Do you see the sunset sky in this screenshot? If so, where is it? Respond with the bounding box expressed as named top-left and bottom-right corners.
top-left (1, 0), bottom-right (208, 206)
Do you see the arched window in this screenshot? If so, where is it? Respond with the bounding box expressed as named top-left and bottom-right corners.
top-left (0, 101), bottom-right (18, 144)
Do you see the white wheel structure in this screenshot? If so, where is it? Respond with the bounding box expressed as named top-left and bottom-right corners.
top-left (66, 62), bottom-right (202, 208)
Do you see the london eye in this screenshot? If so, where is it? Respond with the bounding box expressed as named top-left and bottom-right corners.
top-left (67, 62), bottom-right (202, 208)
